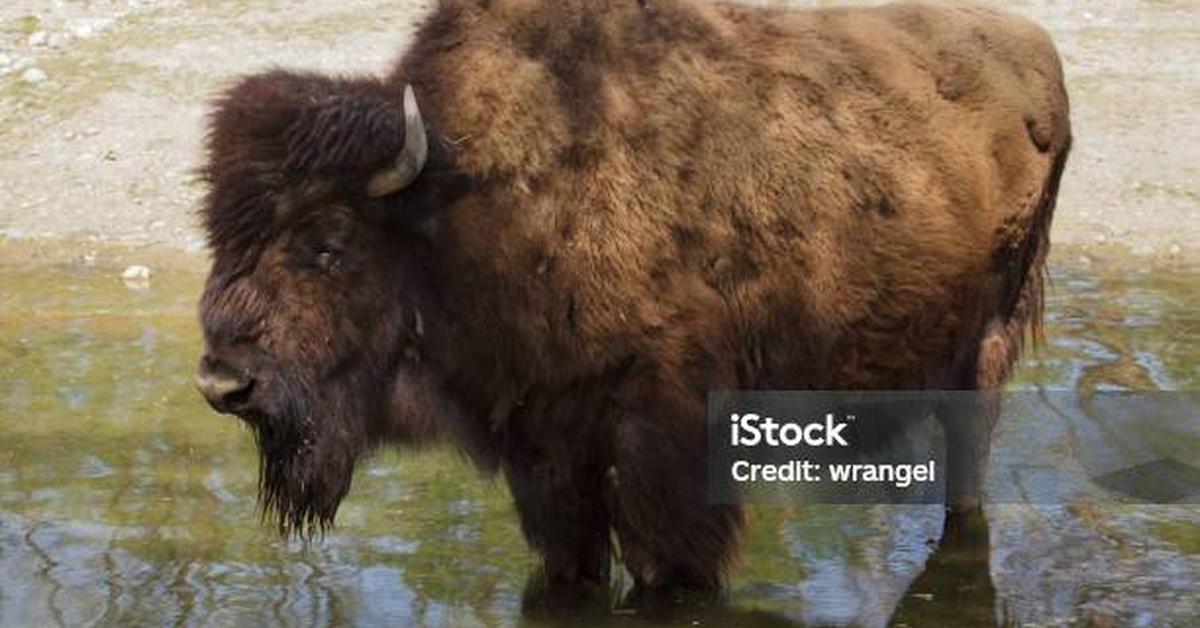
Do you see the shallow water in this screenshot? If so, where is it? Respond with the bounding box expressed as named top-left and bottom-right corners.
top-left (0, 257), bottom-right (1196, 626)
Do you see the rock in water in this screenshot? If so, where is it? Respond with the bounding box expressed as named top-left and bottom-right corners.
top-left (121, 264), bottom-right (152, 290)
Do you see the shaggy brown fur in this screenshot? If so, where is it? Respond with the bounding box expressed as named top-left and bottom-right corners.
top-left (196, 0), bottom-right (1070, 591)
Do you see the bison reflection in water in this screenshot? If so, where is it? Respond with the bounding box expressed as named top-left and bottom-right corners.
top-left (194, 0), bottom-right (1070, 596)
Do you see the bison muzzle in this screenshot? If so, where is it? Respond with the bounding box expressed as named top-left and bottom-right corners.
top-left (195, 0), bottom-right (1071, 593)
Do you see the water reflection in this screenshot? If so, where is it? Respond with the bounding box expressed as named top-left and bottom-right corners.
top-left (0, 258), bottom-right (1196, 626)
top-left (890, 510), bottom-right (995, 627)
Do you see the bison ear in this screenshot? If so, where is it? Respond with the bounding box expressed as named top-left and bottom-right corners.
top-left (277, 77), bottom-right (423, 179)
top-left (209, 72), bottom-right (429, 195)
top-left (366, 85), bottom-right (429, 198)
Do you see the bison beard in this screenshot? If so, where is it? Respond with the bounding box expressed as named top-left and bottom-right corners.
top-left (250, 366), bottom-right (380, 538)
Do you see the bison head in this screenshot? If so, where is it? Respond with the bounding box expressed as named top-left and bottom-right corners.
top-left (194, 71), bottom-right (442, 537)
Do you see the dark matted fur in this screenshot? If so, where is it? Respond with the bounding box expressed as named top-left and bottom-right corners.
top-left (197, 0), bottom-right (1070, 589)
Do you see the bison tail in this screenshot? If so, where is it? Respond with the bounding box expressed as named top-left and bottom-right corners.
top-left (978, 136), bottom-right (1072, 389)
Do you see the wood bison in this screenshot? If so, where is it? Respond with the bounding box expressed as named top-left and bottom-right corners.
top-left (195, 0), bottom-right (1070, 593)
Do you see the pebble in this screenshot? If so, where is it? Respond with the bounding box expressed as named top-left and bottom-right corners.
top-left (184, 236), bottom-right (206, 253)
top-left (121, 265), bottom-right (152, 290)
top-left (122, 264), bottom-right (151, 280)
top-left (0, 54), bottom-right (11, 69)
top-left (70, 22), bottom-right (95, 39)
top-left (28, 31), bottom-right (48, 47)
top-left (21, 67), bottom-right (48, 84)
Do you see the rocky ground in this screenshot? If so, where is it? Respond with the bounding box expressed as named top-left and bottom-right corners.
top-left (0, 0), bottom-right (1196, 267)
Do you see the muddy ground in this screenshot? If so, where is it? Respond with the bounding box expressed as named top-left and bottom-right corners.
top-left (0, 0), bottom-right (1197, 267)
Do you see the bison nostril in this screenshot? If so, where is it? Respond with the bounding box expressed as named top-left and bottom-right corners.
top-left (196, 356), bottom-right (257, 414)
top-left (224, 377), bottom-right (255, 408)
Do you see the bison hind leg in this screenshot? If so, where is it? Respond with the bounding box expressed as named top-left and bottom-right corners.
top-left (941, 136), bottom-right (1066, 528)
top-left (940, 288), bottom-right (1044, 529)
top-left (938, 385), bottom-right (1001, 527)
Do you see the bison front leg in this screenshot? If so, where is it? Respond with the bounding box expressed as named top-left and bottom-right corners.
top-left (609, 412), bottom-right (743, 594)
top-left (501, 456), bottom-right (612, 590)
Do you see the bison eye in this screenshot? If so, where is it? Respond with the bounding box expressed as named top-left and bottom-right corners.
top-left (315, 250), bottom-right (337, 270)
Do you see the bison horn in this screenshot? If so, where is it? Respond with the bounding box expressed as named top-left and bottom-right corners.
top-left (367, 84), bottom-right (428, 197)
